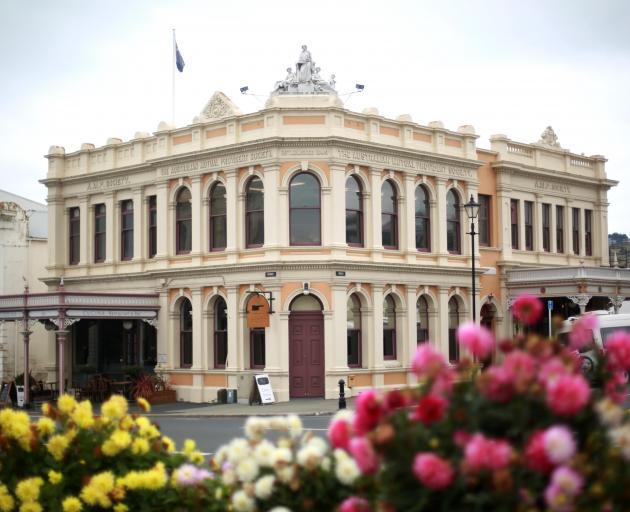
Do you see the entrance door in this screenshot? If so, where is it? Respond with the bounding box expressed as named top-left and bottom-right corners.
top-left (289, 312), bottom-right (324, 398)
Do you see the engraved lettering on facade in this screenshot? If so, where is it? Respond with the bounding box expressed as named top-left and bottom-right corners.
top-left (279, 148), bottom-right (329, 156)
top-left (158, 150), bottom-right (272, 176)
top-left (86, 176), bottom-right (131, 192)
top-left (534, 180), bottom-right (570, 194)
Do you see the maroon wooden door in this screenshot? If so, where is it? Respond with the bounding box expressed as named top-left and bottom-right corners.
top-left (289, 312), bottom-right (325, 398)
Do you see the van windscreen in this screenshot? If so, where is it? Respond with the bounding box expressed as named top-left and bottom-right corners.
top-left (602, 326), bottom-right (630, 345)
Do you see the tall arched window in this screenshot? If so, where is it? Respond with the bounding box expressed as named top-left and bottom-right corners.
top-left (245, 177), bottom-right (264, 248)
top-left (417, 295), bottom-right (429, 344)
top-left (347, 294), bottom-right (362, 367)
top-left (214, 297), bottom-right (228, 368)
top-left (209, 183), bottom-right (227, 251)
top-left (179, 298), bottom-right (193, 368)
top-left (446, 189), bottom-right (461, 254)
top-left (448, 297), bottom-right (460, 362)
top-left (415, 186), bottom-right (430, 251)
top-left (381, 180), bottom-right (398, 249)
top-left (346, 176), bottom-right (363, 246)
top-left (383, 295), bottom-right (396, 360)
top-left (176, 188), bottom-right (192, 254)
top-left (290, 172), bottom-right (321, 245)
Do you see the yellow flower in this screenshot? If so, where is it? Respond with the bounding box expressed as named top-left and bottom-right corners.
top-left (41, 403), bottom-right (51, 417)
top-left (119, 463), bottom-right (167, 491)
top-left (0, 410), bottom-right (31, 448)
top-left (48, 471), bottom-right (63, 485)
top-left (47, 435), bottom-right (70, 461)
top-left (188, 450), bottom-right (205, 465)
top-left (80, 472), bottom-right (114, 508)
top-left (135, 417), bottom-right (160, 440)
top-left (136, 397), bottom-right (151, 412)
top-left (113, 505), bottom-right (128, 512)
top-left (57, 394), bottom-right (77, 415)
top-left (183, 439), bottom-right (196, 455)
top-left (71, 401), bottom-right (94, 429)
top-left (0, 484), bottom-right (15, 512)
top-left (61, 496), bottom-right (82, 512)
top-left (101, 395), bottom-right (128, 421)
top-left (18, 503), bottom-right (42, 512)
top-left (102, 429), bottom-right (132, 457)
top-left (131, 437), bottom-right (149, 455)
top-left (119, 415), bottom-right (134, 431)
top-left (15, 478), bottom-right (43, 503)
top-left (36, 417), bottom-right (56, 437)
top-left (161, 436), bottom-right (175, 453)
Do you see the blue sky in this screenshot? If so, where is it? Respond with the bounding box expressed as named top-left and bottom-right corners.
top-left (1, 0), bottom-right (629, 233)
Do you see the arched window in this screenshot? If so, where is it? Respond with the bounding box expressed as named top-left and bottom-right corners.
top-left (417, 295), bottom-right (429, 344)
top-left (209, 183), bottom-right (227, 251)
top-left (214, 297), bottom-right (228, 368)
top-left (415, 186), bottom-right (430, 251)
top-left (446, 189), bottom-right (461, 254)
top-left (381, 180), bottom-right (398, 249)
top-left (346, 176), bottom-right (363, 246)
top-left (481, 303), bottom-right (496, 332)
top-left (448, 297), bottom-right (460, 362)
top-left (245, 177), bottom-right (264, 248)
top-left (176, 188), bottom-right (192, 254)
top-left (347, 294), bottom-right (362, 367)
top-left (383, 295), bottom-right (396, 360)
top-left (179, 298), bottom-right (193, 368)
top-left (290, 172), bottom-right (321, 245)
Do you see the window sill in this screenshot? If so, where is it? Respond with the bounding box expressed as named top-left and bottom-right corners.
top-left (383, 360), bottom-right (402, 368)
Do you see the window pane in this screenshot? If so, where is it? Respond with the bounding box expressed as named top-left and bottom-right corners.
top-left (215, 332), bottom-right (228, 367)
top-left (447, 221), bottom-right (459, 252)
top-left (211, 184), bottom-right (227, 215)
top-left (381, 181), bottom-right (396, 214)
top-left (290, 173), bottom-right (320, 207)
top-left (251, 329), bottom-right (265, 368)
top-left (383, 330), bottom-right (395, 358)
top-left (346, 210), bottom-right (361, 245)
top-left (415, 187), bottom-right (427, 215)
top-left (345, 177), bottom-right (362, 210)
top-left (416, 217), bottom-right (428, 249)
top-left (122, 231), bottom-right (133, 259)
top-left (381, 213), bottom-right (397, 247)
top-left (211, 216), bottom-right (227, 249)
top-left (446, 190), bottom-right (459, 221)
top-left (247, 211), bottom-right (264, 246)
top-left (246, 178), bottom-right (264, 211)
top-left (290, 209), bottom-right (320, 244)
top-left (478, 195), bottom-right (490, 246)
top-left (178, 219), bottom-right (191, 252)
top-left (347, 330), bottom-right (360, 366)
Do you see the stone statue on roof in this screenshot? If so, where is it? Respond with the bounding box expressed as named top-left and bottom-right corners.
top-left (271, 45), bottom-right (337, 95)
top-left (538, 126), bottom-right (561, 148)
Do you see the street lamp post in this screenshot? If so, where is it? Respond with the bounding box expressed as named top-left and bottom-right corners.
top-left (464, 195), bottom-right (480, 323)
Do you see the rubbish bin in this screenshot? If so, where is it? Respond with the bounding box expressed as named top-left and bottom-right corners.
top-left (217, 388), bottom-right (227, 404)
top-left (226, 389), bottom-right (237, 404)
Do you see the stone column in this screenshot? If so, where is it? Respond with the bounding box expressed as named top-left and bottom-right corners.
top-left (437, 287), bottom-right (450, 357)
top-left (21, 325), bottom-right (31, 407)
top-left (156, 289), bottom-right (170, 370)
top-left (596, 196), bottom-right (610, 266)
top-left (132, 187), bottom-right (143, 261)
top-left (225, 169), bottom-right (238, 255)
top-left (435, 178), bottom-right (448, 264)
top-left (330, 164), bottom-right (347, 254)
top-left (264, 286), bottom-right (282, 370)
top-left (497, 190), bottom-right (512, 260)
top-left (104, 192), bottom-right (115, 264)
top-left (370, 169), bottom-right (383, 255)
top-left (331, 285), bottom-right (348, 370)
top-left (372, 285), bottom-right (384, 369)
top-left (278, 186), bottom-right (289, 248)
top-left (263, 165), bottom-right (280, 255)
top-left (156, 182), bottom-right (169, 260)
top-left (404, 174), bottom-right (416, 259)
top-left (47, 195), bottom-right (64, 269)
top-left (226, 287), bottom-right (240, 370)
top-left (321, 185), bottom-right (332, 247)
top-left (191, 176), bottom-right (202, 260)
top-left (191, 288), bottom-right (203, 369)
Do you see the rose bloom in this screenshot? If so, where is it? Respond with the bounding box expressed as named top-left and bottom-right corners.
top-left (328, 418), bottom-right (352, 450)
top-left (339, 496), bottom-right (371, 512)
top-left (353, 390), bottom-right (383, 435)
top-left (412, 453), bottom-right (454, 491)
top-left (568, 313), bottom-right (598, 350)
top-left (546, 374), bottom-right (590, 416)
top-left (457, 322), bottom-right (495, 359)
top-left (604, 330), bottom-right (630, 372)
top-left (464, 433), bottom-right (512, 472)
top-left (478, 366), bottom-right (514, 403)
top-left (412, 344), bottom-right (447, 378)
top-left (410, 394), bottom-right (448, 425)
top-left (543, 426), bottom-right (576, 465)
top-left (524, 430), bottom-right (554, 474)
top-left (348, 437), bottom-right (379, 474)
top-left (512, 294), bottom-right (544, 326)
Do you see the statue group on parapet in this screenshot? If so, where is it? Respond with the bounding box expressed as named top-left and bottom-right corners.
top-left (272, 45), bottom-right (336, 95)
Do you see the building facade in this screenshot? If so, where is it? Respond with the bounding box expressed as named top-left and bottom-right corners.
top-left (22, 53), bottom-right (623, 402)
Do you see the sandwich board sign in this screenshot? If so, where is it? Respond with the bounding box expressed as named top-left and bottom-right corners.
top-left (254, 374), bottom-right (275, 404)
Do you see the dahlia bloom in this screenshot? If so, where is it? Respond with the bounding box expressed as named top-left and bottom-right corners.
top-left (463, 433), bottom-right (512, 472)
top-left (339, 496), bottom-right (371, 512)
top-left (457, 322), bottom-right (495, 359)
top-left (410, 394), bottom-right (448, 425)
top-left (412, 453), bottom-right (454, 490)
top-left (511, 294), bottom-right (544, 326)
top-left (524, 430), bottom-right (554, 474)
top-left (546, 374), bottom-right (590, 416)
top-left (412, 344), bottom-right (448, 378)
top-left (348, 437), bottom-right (379, 474)
top-left (353, 390), bottom-right (383, 435)
top-left (478, 366), bottom-right (514, 403)
top-left (568, 313), bottom-right (598, 350)
top-left (604, 330), bottom-right (630, 371)
top-left (543, 426), bottom-right (576, 465)
top-left (328, 417), bottom-right (353, 450)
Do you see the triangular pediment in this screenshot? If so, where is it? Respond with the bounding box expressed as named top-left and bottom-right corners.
top-left (200, 91), bottom-right (242, 120)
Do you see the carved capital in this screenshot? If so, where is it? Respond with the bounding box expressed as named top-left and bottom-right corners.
top-left (567, 294), bottom-right (592, 308)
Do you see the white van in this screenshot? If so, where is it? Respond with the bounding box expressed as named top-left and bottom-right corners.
top-left (559, 311), bottom-right (630, 378)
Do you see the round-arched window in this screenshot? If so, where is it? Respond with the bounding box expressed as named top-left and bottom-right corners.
top-left (417, 295), bottom-right (429, 344)
top-left (381, 180), bottom-right (398, 249)
top-left (347, 294), bottom-right (362, 367)
top-left (214, 297), bottom-right (228, 368)
top-left (245, 177), bottom-right (264, 247)
top-left (446, 189), bottom-right (461, 254)
top-left (290, 172), bottom-right (321, 245)
top-left (179, 298), bottom-right (193, 367)
top-left (346, 176), bottom-right (363, 246)
top-left (448, 297), bottom-right (460, 361)
top-left (383, 295), bottom-right (396, 359)
top-left (209, 183), bottom-right (227, 250)
top-left (176, 188), bottom-right (192, 254)
top-left (415, 186), bottom-right (430, 251)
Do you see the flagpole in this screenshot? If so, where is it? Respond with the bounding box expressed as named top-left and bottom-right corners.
top-left (172, 28), bottom-right (176, 126)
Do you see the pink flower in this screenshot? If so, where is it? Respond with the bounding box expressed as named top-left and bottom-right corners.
top-left (328, 418), bottom-right (352, 450)
top-left (463, 433), bottom-right (512, 472)
top-left (339, 496), bottom-right (371, 512)
top-left (430, 368), bottom-right (455, 396)
top-left (503, 350), bottom-right (537, 384)
top-left (605, 330), bottom-right (630, 372)
top-left (353, 390), bottom-right (383, 435)
top-left (478, 366), bottom-right (514, 403)
top-left (174, 464), bottom-right (213, 485)
top-left (412, 344), bottom-right (447, 378)
top-left (538, 358), bottom-right (571, 386)
top-left (568, 313), bottom-right (598, 350)
top-left (512, 294), bottom-right (544, 326)
top-left (383, 389), bottom-right (408, 413)
top-left (457, 322), bottom-right (495, 359)
top-left (546, 374), bottom-right (590, 416)
top-left (544, 484), bottom-right (573, 512)
top-left (551, 466), bottom-right (584, 495)
top-left (410, 394), bottom-right (448, 425)
top-left (543, 426), bottom-right (576, 465)
top-left (348, 437), bottom-right (379, 474)
top-left (524, 431), bottom-right (554, 474)
top-left (605, 371), bottom-right (628, 404)
top-left (412, 453), bottom-right (454, 490)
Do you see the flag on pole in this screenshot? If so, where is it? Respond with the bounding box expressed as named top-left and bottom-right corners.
top-left (175, 41), bottom-right (185, 72)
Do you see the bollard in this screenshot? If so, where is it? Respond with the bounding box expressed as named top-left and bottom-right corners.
top-left (338, 379), bottom-right (346, 409)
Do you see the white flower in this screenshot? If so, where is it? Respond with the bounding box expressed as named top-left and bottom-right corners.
top-left (244, 417), bottom-right (268, 441)
top-left (335, 457), bottom-right (360, 485)
top-left (227, 438), bottom-right (251, 464)
top-left (286, 414), bottom-right (303, 439)
top-left (272, 447), bottom-right (293, 465)
top-left (221, 469), bottom-right (237, 486)
top-left (608, 425), bottom-right (630, 460)
top-left (297, 444), bottom-right (324, 470)
top-left (236, 458), bottom-right (259, 482)
top-left (333, 448), bottom-right (351, 463)
top-left (269, 508), bottom-right (292, 512)
top-left (306, 436), bottom-right (328, 456)
top-left (254, 474), bottom-right (276, 500)
top-left (276, 465), bottom-right (295, 484)
top-left (595, 399), bottom-right (625, 427)
top-left (320, 456), bottom-right (332, 472)
top-left (254, 439), bottom-right (276, 467)
top-left (270, 416), bottom-right (288, 430)
top-left (543, 426), bottom-right (576, 465)
top-left (214, 445), bottom-right (229, 465)
top-left (278, 437), bottom-right (293, 449)
top-left (231, 489), bottom-right (255, 512)
top-left (331, 409), bottom-right (354, 423)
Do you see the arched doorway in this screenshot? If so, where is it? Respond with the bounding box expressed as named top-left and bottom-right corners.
top-left (289, 294), bottom-right (324, 398)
